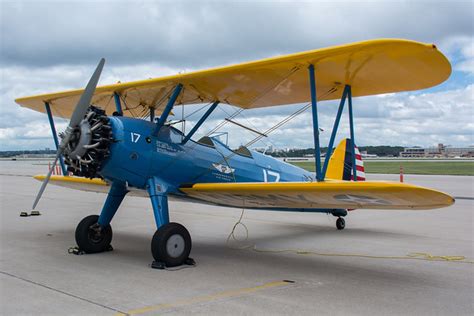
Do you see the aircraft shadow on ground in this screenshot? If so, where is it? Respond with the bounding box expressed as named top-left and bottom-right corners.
top-left (89, 226), bottom-right (427, 284)
top-left (30, 219), bottom-right (431, 287)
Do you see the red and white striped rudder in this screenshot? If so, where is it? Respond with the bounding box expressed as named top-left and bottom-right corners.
top-left (351, 145), bottom-right (366, 181)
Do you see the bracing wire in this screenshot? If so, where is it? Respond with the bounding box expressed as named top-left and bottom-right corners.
top-left (153, 69), bottom-right (335, 177)
top-left (245, 103), bottom-right (311, 148)
top-left (187, 88), bottom-right (339, 182)
top-left (184, 102), bottom-right (213, 120)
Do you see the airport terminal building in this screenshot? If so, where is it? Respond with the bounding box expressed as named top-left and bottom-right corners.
top-left (400, 144), bottom-right (474, 158)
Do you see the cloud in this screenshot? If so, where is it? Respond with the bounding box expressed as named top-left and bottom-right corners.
top-left (454, 39), bottom-right (474, 74)
top-left (183, 84), bottom-right (474, 149)
top-left (439, 35), bottom-right (474, 74)
top-left (0, 0), bottom-right (473, 150)
top-left (1, 0), bottom-right (472, 68)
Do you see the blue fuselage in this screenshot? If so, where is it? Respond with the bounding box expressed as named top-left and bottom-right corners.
top-left (100, 116), bottom-right (312, 195)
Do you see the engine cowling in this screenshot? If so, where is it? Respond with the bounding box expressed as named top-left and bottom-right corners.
top-left (61, 106), bottom-right (113, 178)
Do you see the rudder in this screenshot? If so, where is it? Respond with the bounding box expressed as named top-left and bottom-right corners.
top-left (326, 138), bottom-right (365, 181)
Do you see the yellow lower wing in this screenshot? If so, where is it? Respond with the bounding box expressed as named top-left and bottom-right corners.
top-left (33, 175), bottom-right (151, 197)
top-left (34, 176), bottom-right (454, 210)
top-left (34, 175), bottom-right (109, 193)
top-left (180, 181), bottom-right (454, 210)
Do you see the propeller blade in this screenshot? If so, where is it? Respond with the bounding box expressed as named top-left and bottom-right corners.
top-left (31, 152), bottom-right (61, 210)
top-left (69, 58), bottom-right (105, 128)
top-left (29, 59), bottom-right (105, 212)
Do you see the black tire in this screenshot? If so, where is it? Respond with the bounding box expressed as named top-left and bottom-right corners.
top-left (75, 215), bottom-right (112, 253)
top-left (336, 217), bottom-right (345, 230)
top-left (151, 222), bottom-right (192, 267)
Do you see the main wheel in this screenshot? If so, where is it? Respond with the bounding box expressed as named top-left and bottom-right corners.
top-left (151, 222), bottom-right (192, 267)
top-left (336, 217), bottom-right (345, 230)
top-left (75, 215), bottom-right (112, 253)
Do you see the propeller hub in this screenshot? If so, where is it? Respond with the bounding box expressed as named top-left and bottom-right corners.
top-left (62, 106), bottom-right (113, 178)
top-left (67, 120), bottom-right (92, 159)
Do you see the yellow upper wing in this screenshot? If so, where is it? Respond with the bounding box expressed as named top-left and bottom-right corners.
top-left (180, 181), bottom-right (454, 210)
top-left (15, 39), bottom-right (450, 119)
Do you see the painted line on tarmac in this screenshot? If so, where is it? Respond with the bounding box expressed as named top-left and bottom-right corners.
top-left (0, 270), bottom-right (127, 315)
top-left (118, 280), bottom-right (294, 315)
top-left (0, 173), bottom-right (34, 177)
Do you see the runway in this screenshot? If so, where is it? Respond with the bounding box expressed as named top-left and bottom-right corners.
top-left (1, 160), bottom-right (473, 315)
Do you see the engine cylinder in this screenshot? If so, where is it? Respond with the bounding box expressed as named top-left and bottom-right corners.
top-left (62, 106), bottom-right (113, 178)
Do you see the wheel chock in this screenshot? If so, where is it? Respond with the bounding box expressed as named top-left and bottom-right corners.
top-left (151, 261), bottom-right (166, 269)
top-left (185, 257), bottom-right (196, 266)
top-left (19, 210), bottom-right (41, 217)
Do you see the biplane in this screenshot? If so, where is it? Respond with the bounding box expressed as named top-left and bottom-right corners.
top-left (15, 39), bottom-right (454, 268)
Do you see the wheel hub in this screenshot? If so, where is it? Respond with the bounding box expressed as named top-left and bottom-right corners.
top-left (88, 223), bottom-right (104, 244)
top-left (166, 234), bottom-right (185, 258)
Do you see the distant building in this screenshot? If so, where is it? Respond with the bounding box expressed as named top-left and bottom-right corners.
top-left (283, 157), bottom-right (315, 162)
top-left (400, 144), bottom-right (474, 158)
top-left (360, 150), bottom-right (378, 158)
top-left (400, 147), bottom-right (425, 158)
top-left (444, 146), bottom-right (474, 158)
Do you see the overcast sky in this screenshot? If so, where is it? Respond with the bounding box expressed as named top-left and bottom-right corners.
top-left (1, 0), bottom-right (473, 151)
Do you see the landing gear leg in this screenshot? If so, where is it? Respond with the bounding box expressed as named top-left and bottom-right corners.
top-left (75, 181), bottom-right (127, 253)
top-left (147, 177), bottom-right (192, 268)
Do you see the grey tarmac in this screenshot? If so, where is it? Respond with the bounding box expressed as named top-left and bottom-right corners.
top-left (0, 160), bottom-right (473, 315)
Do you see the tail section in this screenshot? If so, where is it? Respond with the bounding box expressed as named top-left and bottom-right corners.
top-left (326, 138), bottom-right (365, 181)
top-left (352, 144), bottom-right (366, 181)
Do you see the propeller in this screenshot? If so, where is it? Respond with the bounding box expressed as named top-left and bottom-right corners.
top-left (22, 59), bottom-right (105, 216)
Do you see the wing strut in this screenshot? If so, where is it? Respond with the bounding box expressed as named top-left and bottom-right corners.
top-left (347, 87), bottom-right (357, 181)
top-left (181, 101), bottom-right (219, 144)
top-left (154, 84), bottom-right (183, 135)
top-left (113, 92), bottom-right (123, 116)
top-left (321, 85), bottom-right (349, 179)
top-left (44, 102), bottom-right (67, 176)
top-left (308, 67), bottom-right (357, 181)
top-left (319, 85), bottom-right (358, 180)
top-left (308, 65), bottom-right (323, 181)
top-left (149, 106), bottom-right (155, 122)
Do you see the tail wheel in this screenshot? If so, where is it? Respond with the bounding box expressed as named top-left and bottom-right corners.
top-left (151, 222), bottom-right (192, 267)
top-left (336, 217), bottom-right (345, 230)
top-left (75, 215), bottom-right (112, 253)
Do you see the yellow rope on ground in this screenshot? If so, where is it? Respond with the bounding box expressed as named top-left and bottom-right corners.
top-left (226, 210), bottom-right (474, 264)
top-left (226, 209), bottom-right (251, 249)
top-left (252, 247), bottom-right (474, 264)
